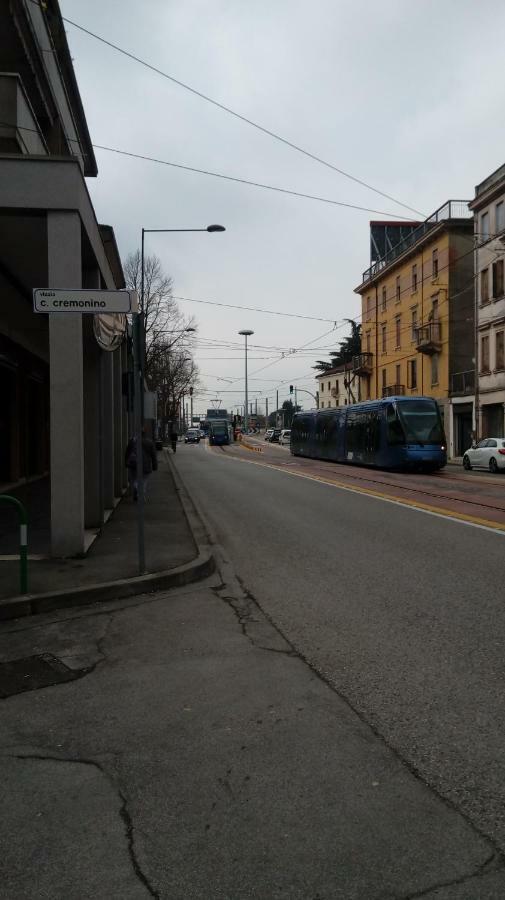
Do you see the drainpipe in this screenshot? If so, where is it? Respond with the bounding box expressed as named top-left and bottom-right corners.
top-left (375, 283), bottom-right (379, 398)
top-left (473, 233), bottom-right (480, 440)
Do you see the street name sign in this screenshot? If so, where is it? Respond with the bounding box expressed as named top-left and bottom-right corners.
top-left (33, 288), bottom-right (138, 314)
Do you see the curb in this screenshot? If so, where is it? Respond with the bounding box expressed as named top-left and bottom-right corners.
top-left (239, 439), bottom-right (263, 453)
top-left (0, 458), bottom-right (216, 622)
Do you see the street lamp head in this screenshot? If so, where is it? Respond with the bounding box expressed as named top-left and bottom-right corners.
top-left (206, 224), bottom-right (226, 233)
top-left (239, 329), bottom-right (254, 336)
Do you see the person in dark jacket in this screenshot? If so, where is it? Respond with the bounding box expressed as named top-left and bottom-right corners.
top-left (125, 425), bottom-right (158, 501)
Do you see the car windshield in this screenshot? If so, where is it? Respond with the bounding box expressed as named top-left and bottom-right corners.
top-left (397, 401), bottom-right (444, 445)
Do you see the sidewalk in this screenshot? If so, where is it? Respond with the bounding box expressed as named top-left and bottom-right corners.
top-left (0, 451), bottom-right (213, 618)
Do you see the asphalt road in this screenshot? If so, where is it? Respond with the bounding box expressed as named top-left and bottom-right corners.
top-left (177, 441), bottom-right (505, 853)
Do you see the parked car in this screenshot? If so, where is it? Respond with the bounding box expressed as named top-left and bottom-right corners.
top-left (463, 438), bottom-right (505, 472)
top-left (264, 429), bottom-right (274, 441)
top-left (278, 429), bottom-right (291, 445)
top-left (184, 429), bottom-right (201, 444)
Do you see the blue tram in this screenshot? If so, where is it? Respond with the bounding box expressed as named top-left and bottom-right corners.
top-left (290, 397), bottom-right (447, 471)
top-left (208, 419), bottom-right (232, 446)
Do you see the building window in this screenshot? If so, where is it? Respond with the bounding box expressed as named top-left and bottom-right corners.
top-left (432, 248), bottom-right (439, 279)
top-left (493, 259), bottom-right (504, 298)
top-left (431, 354), bottom-right (439, 385)
top-left (481, 268), bottom-right (490, 303)
top-left (320, 401), bottom-right (324, 408)
top-left (496, 202), bottom-right (505, 234)
top-left (366, 295), bottom-right (372, 318)
top-left (382, 369), bottom-right (387, 392)
top-left (381, 324), bottom-right (387, 353)
top-left (366, 331), bottom-right (371, 353)
top-left (395, 316), bottom-right (401, 348)
top-left (395, 364), bottom-right (401, 385)
top-left (481, 335), bottom-right (490, 373)
top-left (431, 296), bottom-right (439, 321)
top-left (320, 382), bottom-right (324, 392)
top-left (327, 381), bottom-right (331, 391)
top-left (496, 331), bottom-right (504, 370)
top-left (412, 264), bottom-right (418, 292)
top-left (396, 275), bottom-right (401, 303)
top-left (409, 359), bottom-right (417, 389)
top-left (335, 379), bottom-right (339, 393)
top-left (411, 307), bottom-right (418, 340)
top-left (381, 286), bottom-right (387, 311)
top-left (481, 211), bottom-right (490, 241)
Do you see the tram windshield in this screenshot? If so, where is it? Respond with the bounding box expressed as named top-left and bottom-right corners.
top-left (396, 401), bottom-right (444, 444)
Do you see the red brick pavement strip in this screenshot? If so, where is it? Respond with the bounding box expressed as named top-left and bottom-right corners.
top-left (217, 440), bottom-right (505, 530)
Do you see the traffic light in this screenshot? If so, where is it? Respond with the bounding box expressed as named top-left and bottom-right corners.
top-left (289, 385), bottom-right (293, 395)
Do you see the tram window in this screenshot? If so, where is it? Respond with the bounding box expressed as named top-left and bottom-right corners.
top-left (386, 404), bottom-right (405, 445)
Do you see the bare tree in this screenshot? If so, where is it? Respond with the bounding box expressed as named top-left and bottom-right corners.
top-left (123, 249), bottom-right (196, 386)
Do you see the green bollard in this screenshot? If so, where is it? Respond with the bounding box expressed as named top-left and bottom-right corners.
top-left (0, 495), bottom-right (28, 594)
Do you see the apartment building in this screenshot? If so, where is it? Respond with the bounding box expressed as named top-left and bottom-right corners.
top-left (469, 164), bottom-right (505, 438)
top-left (0, 0), bottom-right (129, 556)
top-left (353, 203), bottom-right (475, 457)
top-left (316, 364), bottom-right (355, 408)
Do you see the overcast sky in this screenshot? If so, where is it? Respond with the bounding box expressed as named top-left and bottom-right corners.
top-left (62, 0), bottom-right (505, 416)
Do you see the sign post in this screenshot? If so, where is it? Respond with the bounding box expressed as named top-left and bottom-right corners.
top-left (33, 288), bottom-right (138, 314)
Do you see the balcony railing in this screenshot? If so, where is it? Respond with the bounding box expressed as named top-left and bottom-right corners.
top-left (352, 352), bottom-right (373, 375)
top-left (382, 384), bottom-right (406, 397)
top-left (361, 199), bottom-right (471, 284)
top-left (415, 321), bottom-right (442, 354)
top-left (450, 370), bottom-right (475, 395)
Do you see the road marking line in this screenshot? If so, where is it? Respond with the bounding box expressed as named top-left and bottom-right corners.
top-left (215, 451), bottom-right (505, 536)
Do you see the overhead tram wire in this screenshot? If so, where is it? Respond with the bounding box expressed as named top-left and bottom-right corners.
top-left (92, 144), bottom-right (417, 221)
top-left (0, 119), bottom-right (416, 223)
top-left (36, 4), bottom-right (424, 217)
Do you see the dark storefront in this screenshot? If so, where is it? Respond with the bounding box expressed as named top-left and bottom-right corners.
top-left (0, 334), bottom-right (48, 486)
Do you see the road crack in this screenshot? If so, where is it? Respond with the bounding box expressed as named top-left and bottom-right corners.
top-left (5, 752), bottom-right (159, 899)
top-left (399, 849), bottom-right (503, 898)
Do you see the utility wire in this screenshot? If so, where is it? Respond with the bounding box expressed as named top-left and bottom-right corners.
top-left (0, 119), bottom-right (416, 221)
top-left (93, 144), bottom-right (415, 220)
top-left (46, 5), bottom-right (424, 216)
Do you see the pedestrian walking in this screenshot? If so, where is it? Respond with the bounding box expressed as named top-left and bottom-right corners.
top-left (170, 426), bottom-right (178, 453)
top-left (125, 425), bottom-right (158, 501)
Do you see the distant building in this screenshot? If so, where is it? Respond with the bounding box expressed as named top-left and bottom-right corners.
top-left (354, 203), bottom-right (475, 457)
top-left (469, 164), bottom-right (505, 438)
top-left (315, 364), bottom-right (353, 408)
top-left (0, 0), bottom-right (129, 556)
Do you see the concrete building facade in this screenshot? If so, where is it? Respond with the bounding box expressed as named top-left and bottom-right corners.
top-left (469, 164), bottom-right (505, 439)
top-left (0, 0), bottom-right (130, 557)
top-left (354, 203), bottom-right (475, 458)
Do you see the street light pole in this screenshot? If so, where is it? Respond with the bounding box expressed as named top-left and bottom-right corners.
top-left (239, 329), bottom-right (254, 434)
top-left (134, 223), bottom-right (225, 576)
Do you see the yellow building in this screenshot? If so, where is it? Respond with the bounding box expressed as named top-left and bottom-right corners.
top-left (353, 202), bottom-right (475, 455)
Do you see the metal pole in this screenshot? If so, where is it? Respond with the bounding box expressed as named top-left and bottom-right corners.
top-left (133, 311), bottom-right (146, 574)
top-left (265, 397), bottom-right (268, 429)
top-left (276, 389), bottom-right (279, 427)
top-left (244, 334), bottom-right (249, 434)
top-left (140, 228), bottom-right (146, 424)
top-left (190, 393), bottom-right (193, 426)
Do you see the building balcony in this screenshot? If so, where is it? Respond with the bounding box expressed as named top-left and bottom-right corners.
top-left (382, 384), bottom-right (406, 397)
top-left (450, 370), bottom-right (475, 396)
top-left (352, 352), bottom-right (373, 375)
top-left (360, 199), bottom-right (471, 286)
top-left (415, 321), bottom-right (442, 355)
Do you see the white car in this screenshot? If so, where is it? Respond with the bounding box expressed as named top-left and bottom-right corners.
top-left (463, 438), bottom-right (505, 473)
top-left (264, 429), bottom-right (274, 441)
top-left (278, 429), bottom-right (291, 445)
